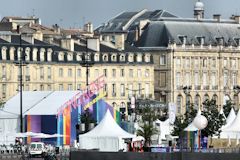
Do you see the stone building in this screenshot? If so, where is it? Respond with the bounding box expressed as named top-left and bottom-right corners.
top-left (96, 1), bottom-right (240, 113)
top-left (0, 33), bottom-right (154, 113)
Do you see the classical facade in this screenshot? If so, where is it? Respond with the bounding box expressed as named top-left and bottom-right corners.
top-left (96, 1), bottom-right (240, 114)
top-left (0, 33), bottom-right (154, 113)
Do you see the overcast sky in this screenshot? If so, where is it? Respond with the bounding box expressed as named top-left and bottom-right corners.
top-left (0, 0), bottom-right (239, 29)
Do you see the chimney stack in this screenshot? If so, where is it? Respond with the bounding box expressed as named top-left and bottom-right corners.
top-left (234, 15), bottom-right (240, 24)
top-left (213, 14), bottom-right (221, 22)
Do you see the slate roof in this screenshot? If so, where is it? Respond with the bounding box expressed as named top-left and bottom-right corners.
top-left (96, 9), bottom-right (178, 33)
top-left (136, 19), bottom-right (240, 47)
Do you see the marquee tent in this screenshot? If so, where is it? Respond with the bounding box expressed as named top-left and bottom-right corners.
top-left (220, 108), bottom-right (236, 138)
top-left (79, 109), bottom-right (135, 152)
top-left (222, 109), bottom-right (240, 132)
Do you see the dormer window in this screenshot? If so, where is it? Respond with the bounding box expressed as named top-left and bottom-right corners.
top-left (111, 54), bottom-right (117, 62)
top-left (10, 47), bottom-right (15, 60)
top-left (25, 47), bottom-right (30, 61)
top-left (67, 53), bottom-right (73, 61)
top-left (40, 48), bottom-right (45, 61)
top-left (179, 35), bottom-right (187, 45)
top-left (196, 36), bottom-right (205, 45)
top-left (1, 47), bottom-right (7, 60)
top-left (216, 37), bottom-right (224, 45)
top-left (120, 54), bottom-right (125, 62)
top-left (144, 54), bottom-right (150, 63)
top-left (17, 47), bottom-right (21, 60)
top-left (76, 54), bottom-right (82, 61)
top-left (58, 52), bottom-right (64, 61)
top-left (94, 53), bottom-right (100, 61)
top-left (128, 53), bottom-right (134, 62)
top-left (234, 38), bottom-right (240, 46)
top-left (47, 49), bottom-right (52, 61)
top-left (33, 48), bottom-right (38, 61)
top-left (103, 54), bottom-right (108, 62)
top-left (136, 54), bottom-right (142, 62)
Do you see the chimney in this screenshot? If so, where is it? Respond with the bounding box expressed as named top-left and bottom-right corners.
top-left (84, 22), bottom-right (93, 33)
top-left (87, 37), bottom-right (100, 52)
top-left (213, 14), bottom-right (221, 22)
top-left (61, 38), bottom-right (74, 51)
top-left (22, 34), bottom-right (34, 44)
top-left (234, 15), bottom-right (240, 24)
top-left (114, 33), bottom-right (125, 50)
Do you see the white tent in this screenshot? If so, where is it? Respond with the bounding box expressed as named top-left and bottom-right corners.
top-left (155, 119), bottom-right (173, 140)
top-left (0, 91), bottom-right (81, 144)
top-left (79, 109), bottom-right (135, 152)
top-left (223, 109), bottom-right (240, 132)
top-left (220, 108), bottom-right (236, 138)
top-left (184, 122), bottom-right (198, 131)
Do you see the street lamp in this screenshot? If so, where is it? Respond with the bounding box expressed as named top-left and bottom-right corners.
top-left (183, 85), bottom-right (192, 112)
top-left (79, 41), bottom-right (94, 95)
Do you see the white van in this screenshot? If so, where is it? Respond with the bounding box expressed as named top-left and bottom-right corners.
top-left (28, 142), bottom-right (46, 157)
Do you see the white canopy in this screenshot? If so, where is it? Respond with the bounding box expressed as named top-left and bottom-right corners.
top-left (79, 109), bottom-right (135, 152)
top-left (184, 122), bottom-right (198, 131)
top-left (222, 109), bottom-right (240, 132)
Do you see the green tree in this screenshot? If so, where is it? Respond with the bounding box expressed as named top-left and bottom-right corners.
top-left (201, 99), bottom-right (226, 145)
top-left (223, 100), bottom-right (234, 117)
top-left (0, 100), bottom-right (5, 109)
top-left (171, 104), bottom-right (197, 136)
top-left (136, 106), bottom-right (159, 147)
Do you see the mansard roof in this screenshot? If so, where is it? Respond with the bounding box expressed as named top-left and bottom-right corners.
top-left (135, 19), bottom-right (240, 47)
top-left (96, 9), bottom-right (178, 33)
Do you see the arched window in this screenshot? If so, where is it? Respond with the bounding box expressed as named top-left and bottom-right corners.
top-left (40, 48), bottom-right (45, 61)
top-left (103, 54), bottom-right (108, 62)
top-left (10, 47), bottom-right (15, 60)
top-left (203, 94), bottom-right (209, 102)
top-left (76, 54), bottom-right (82, 61)
top-left (120, 54), bottom-right (125, 62)
top-left (194, 94), bottom-right (201, 110)
top-left (47, 49), bottom-right (52, 61)
top-left (112, 102), bottom-right (117, 108)
top-left (1, 46), bottom-right (7, 60)
top-left (94, 54), bottom-right (100, 61)
top-left (25, 47), bottom-right (30, 61)
top-left (111, 54), bottom-right (117, 62)
top-left (212, 94), bottom-right (218, 104)
top-left (177, 95), bottom-right (182, 114)
top-left (128, 54), bottom-right (134, 62)
top-left (144, 54), bottom-right (150, 62)
top-left (67, 53), bottom-right (73, 61)
top-left (58, 52), bottom-right (64, 61)
top-left (32, 48), bottom-right (38, 61)
top-left (136, 54), bottom-right (142, 62)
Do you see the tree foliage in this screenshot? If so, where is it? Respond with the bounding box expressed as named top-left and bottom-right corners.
top-left (201, 99), bottom-right (226, 138)
top-left (0, 100), bottom-right (5, 109)
top-left (223, 100), bottom-right (234, 117)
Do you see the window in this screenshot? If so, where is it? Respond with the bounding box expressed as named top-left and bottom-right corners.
top-left (59, 68), bottom-right (63, 77)
top-left (120, 69), bottom-right (124, 77)
top-left (2, 66), bottom-right (6, 79)
top-left (137, 69), bottom-right (141, 77)
top-left (137, 54), bottom-right (142, 62)
top-left (111, 54), bottom-right (117, 62)
top-left (145, 69), bottom-right (150, 77)
top-left (144, 54), bottom-right (150, 62)
top-left (76, 54), bottom-right (82, 61)
top-left (1, 47), bottom-right (7, 60)
top-left (177, 95), bottom-right (182, 113)
top-left (223, 59), bottom-right (227, 67)
top-left (67, 53), bottom-right (73, 61)
top-left (185, 58), bottom-right (190, 68)
top-left (232, 72), bottom-right (237, 86)
top-left (176, 58), bottom-right (181, 67)
top-left (185, 72), bottom-right (190, 86)
top-left (120, 84), bottom-right (125, 96)
top-left (17, 47), bottom-right (21, 60)
top-left (128, 54), bottom-right (134, 62)
top-left (203, 58), bottom-right (207, 67)
top-left (137, 83), bottom-right (142, 97)
top-left (103, 54), bottom-right (108, 62)
top-left (47, 49), bottom-right (52, 61)
top-left (68, 68), bottom-right (72, 77)
top-left (194, 58), bottom-right (199, 68)
top-left (145, 83), bottom-right (150, 98)
top-left (94, 69), bottom-right (99, 77)
top-left (10, 47), bottom-right (15, 60)
top-left (160, 55), bottom-right (166, 65)
top-left (231, 59), bottom-right (236, 69)
top-left (176, 72), bottom-right (181, 87)
top-left (40, 48), bottom-right (45, 61)
top-left (194, 72), bottom-right (199, 86)
top-left (25, 84), bottom-right (29, 91)
top-left (40, 67), bottom-right (44, 80)
top-left (40, 84), bottom-right (44, 91)
top-left (104, 84), bottom-right (107, 93)
top-left (58, 52), bottom-right (64, 61)
top-left (194, 95), bottom-right (200, 110)
top-left (94, 54), bottom-right (99, 61)
top-left (112, 84), bottom-right (116, 97)
top-left (120, 54), bottom-right (125, 61)
top-left (103, 69), bottom-right (107, 77)
top-left (2, 84), bottom-right (6, 98)
top-left (212, 58), bottom-right (216, 68)
top-left (112, 69), bottom-right (116, 77)
top-left (224, 72), bottom-right (228, 87)
top-left (77, 84), bottom-right (81, 90)
top-left (203, 72), bottom-right (207, 86)
top-left (47, 67), bottom-right (51, 79)
top-left (129, 69), bottom-right (133, 77)
top-left (47, 85), bottom-right (52, 91)
top-left (59, 84), bottom-right (63, 91)
top-left (211, 72), bottom-right (216, 87)
top-left (25, 48), bottom-right (30, 61)
top-left (159, 72), bottom-right (166, 87)
top-left (33, 48), bottom-right (38, 61)
top-left (77, 69), bottom-right (81, 77)
top-left (68, 84), bottom-right (73, 90)
top-left (128, 84), bottom-right (133, 98)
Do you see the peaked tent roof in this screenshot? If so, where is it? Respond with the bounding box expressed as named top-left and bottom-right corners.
top-left (222, 108), bottom-right (236, 129)
top-left (223, 109), bottom-right (240, 132)
top-left (80, 109), bottom-right (135, 138)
